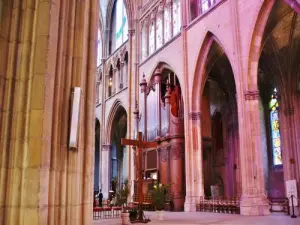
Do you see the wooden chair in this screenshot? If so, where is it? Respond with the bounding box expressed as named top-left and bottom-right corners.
top-left (93, 207), bottom-right (102, 220)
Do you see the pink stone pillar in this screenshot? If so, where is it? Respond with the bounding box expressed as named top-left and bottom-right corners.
top-left (185, 112), bottom-right (204, 212)
top-left (279, 104), bottom-right (300, 199)
top-left (239, 91), bottom-right (270, 216)
top-left (170, 139), bottom-right (185, 211)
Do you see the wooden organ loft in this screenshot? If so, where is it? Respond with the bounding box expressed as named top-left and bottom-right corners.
top-left (133, 68), bottom-right (185, 211)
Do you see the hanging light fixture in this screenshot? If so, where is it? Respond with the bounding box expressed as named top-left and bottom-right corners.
top-left (109, 77), bottom-right (112, 87)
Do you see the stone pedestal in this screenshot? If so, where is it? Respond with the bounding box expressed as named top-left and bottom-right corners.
top-left (240, 195), bottom-right (270, 216)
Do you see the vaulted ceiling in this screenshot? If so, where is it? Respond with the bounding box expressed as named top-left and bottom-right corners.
top-left (259, 0), bottom-right (300, 102)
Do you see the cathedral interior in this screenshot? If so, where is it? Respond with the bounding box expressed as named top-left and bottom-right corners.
top-left (1, 0), bottom-right (300, 224)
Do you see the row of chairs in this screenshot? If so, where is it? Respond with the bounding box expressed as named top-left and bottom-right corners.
top-left (196, 197), bottom-right (240, 214)
top-left (93, 206), bottom-right (122, 220)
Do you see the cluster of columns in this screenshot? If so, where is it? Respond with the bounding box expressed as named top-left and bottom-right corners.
top-left (0, 1), bottom-right (98, 225)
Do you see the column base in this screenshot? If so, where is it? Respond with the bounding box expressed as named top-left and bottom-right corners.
top-left (240, 195), bottom-right (271, 216)
top-left (184, 197), bottom-right (197, 212)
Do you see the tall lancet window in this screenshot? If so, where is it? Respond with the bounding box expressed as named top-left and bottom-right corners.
top-left (141, 24), bottom-right (148, 60)
top-left (269, 88), bottom-right (282, 166)
top-left (164, 5), bottom-right (171, 42)
top-left (149, 21), bottom-right (155, 54)
top-left (97, 29), bottom-right (102, 67)
top-left (172, 0), bottom-right (181, 35)
top-left (110, 0), bottom-right (128, 52)
top-left (156, 14), bottom-right (163, 49)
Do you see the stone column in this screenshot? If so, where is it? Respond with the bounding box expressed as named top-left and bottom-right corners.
top-left (239, 91), bottom-right (270, 215)
top-left (0, 1), bottom-right (98, 225)
top-left (185, 112), bottom-right (204, 212)
top-left (128, 27), bottom-right (137, 202)
top-left (154, 69), bottom-right (162, 138)
top-left (101, 144), bottom-right (111, 199)
top-left (170, 139), bottom-right (185, 211)
top-left (140, 75), bottom-right (147, 140)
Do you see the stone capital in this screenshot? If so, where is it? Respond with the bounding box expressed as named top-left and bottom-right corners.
top-left (128, 29), bottom-right (135, 37)
top-left (244, 90), bottom-right (259, 100)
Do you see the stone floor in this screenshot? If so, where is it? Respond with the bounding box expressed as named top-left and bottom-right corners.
top-left (93, 212), bottom-right (300, 225)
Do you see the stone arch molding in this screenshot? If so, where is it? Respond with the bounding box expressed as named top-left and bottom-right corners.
top-left (147, 61), bottom-right (177, 81)
top-left (191, 31), bottom-right (237, 113)
top-left (247, 0), bottom-right (276, 90)
top-left (105, 99), bottom-right (127, 144)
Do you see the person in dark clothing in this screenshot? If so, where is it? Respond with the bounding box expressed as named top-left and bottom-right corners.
top-left (98, 189), bottom-right (103, 207)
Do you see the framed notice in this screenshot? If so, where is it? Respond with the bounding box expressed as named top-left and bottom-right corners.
top-left (69, 87), bottom-right (81, 149)
top-left (286, 179), bottom-right (298, 206)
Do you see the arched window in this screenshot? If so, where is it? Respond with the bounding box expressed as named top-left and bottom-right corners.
top-left (269, 88), bottom-right (282, 166)
top-left (97, 29), bottom-right (102, 67)
top-left (190, 0), bottom-right (200, 21)
top-left (156, 14), bottom-right (163, 49)
top-left (172, 0), bottom-right (181, 35)
top-left (110, 0), bottom-right (128, 53)
top-left (164, 5), bottom-right (171, 43)
top-left (107, 66), bottom-right (113, 97)
top-left (149, 21), bottom-right (155, 54)
top-left (141, 24), bottom-right (148, 60)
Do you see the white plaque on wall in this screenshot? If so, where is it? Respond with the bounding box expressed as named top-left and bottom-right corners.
top-left (286, 179), bottom-right (298, 206)
top-left (69, 87), bottom-right (81, 149)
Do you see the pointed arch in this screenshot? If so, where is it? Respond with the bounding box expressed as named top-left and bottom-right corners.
top-left (191, 32), bottom-right (235, 112)
top-left (105, 99), bottom-right (127, 144)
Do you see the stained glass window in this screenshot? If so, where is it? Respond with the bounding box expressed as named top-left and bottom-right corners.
top-left (164, 6), bottom-right (171, 42)
top-left (172, 0), bottom-right (181, 35)
top-left (149, 22), bottom-right (155, 54)
top-left (156, 16), bottom-right (163, 49)
top-left (269, 88), bottom-right (282, 166)
top-left (112, 0), bottom-right (128, 51)
top-left (97, 29), bottom-right (102, 67)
